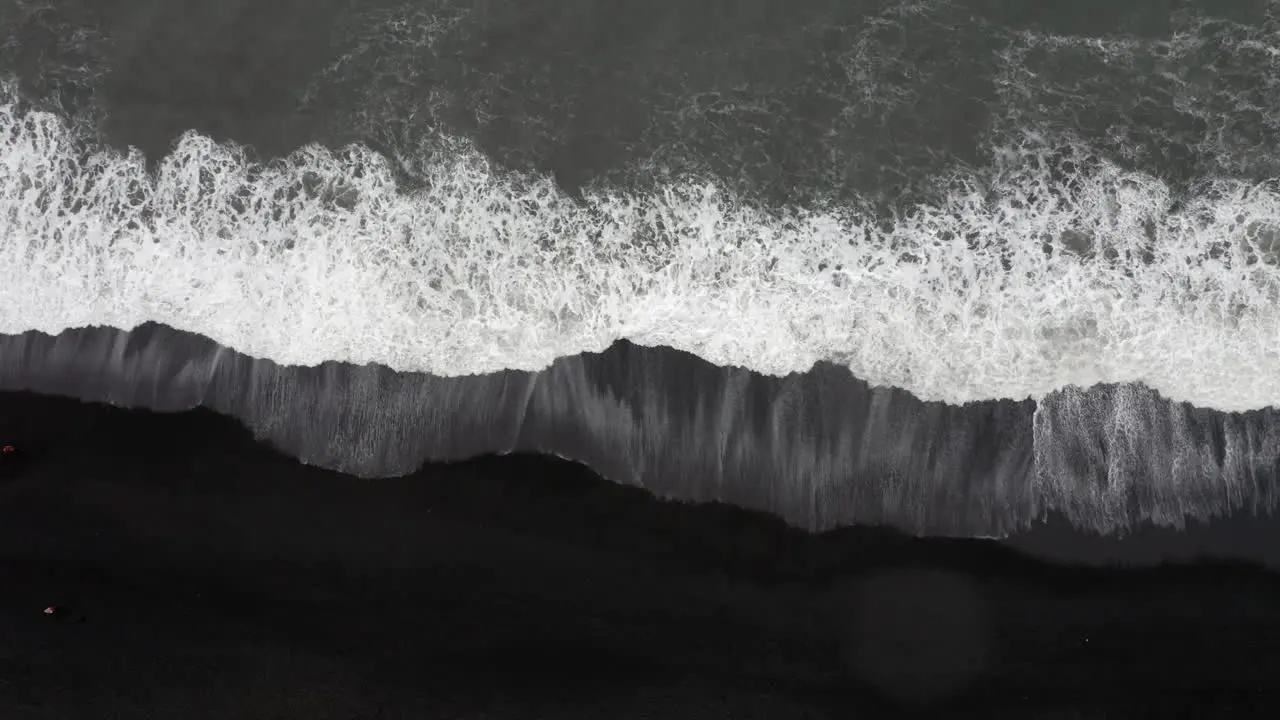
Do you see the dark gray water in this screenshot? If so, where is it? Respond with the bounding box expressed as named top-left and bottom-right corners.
top-left (5, 0), bottom-right (1280, 539)
top-left (11, 0), bottom-right (1279, 204)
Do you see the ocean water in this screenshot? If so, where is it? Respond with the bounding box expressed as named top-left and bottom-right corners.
top-left (4, 0), bottom-right (1280, 536)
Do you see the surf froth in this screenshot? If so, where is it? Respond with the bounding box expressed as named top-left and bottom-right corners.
top-left (4, 81), bottom-right (1280, 413)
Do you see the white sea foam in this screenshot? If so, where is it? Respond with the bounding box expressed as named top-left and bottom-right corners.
top-left (3, 81), bottom-right (1280, 412)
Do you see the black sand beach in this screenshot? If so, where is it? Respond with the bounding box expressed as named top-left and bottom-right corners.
top-left (3, 391), bottom-right (1280, 718)
top-left (8, 1), bottom-right (1280, 717)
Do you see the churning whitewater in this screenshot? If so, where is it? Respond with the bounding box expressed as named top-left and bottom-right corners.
top-left (6, 80), bottom-right (1280, 412)
top-left (5, 0), bottom-right (1280, 537)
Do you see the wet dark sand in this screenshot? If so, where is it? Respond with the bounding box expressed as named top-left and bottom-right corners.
top-left (1, 390), bottom-right (1279, 718)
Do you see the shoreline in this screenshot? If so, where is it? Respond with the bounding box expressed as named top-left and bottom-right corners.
top-left (1, 322), bottom-right (1276, 540)
top-left (3, 390), bottom-right (1280, 716)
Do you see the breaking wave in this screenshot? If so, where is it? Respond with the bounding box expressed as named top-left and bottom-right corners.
top-left (5, 81), bottom-right (1280, 413)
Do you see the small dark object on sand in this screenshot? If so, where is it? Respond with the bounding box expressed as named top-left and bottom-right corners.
top-left (43, 606), bottom-right (86, 624)
top-left (1, 443), bottom-right (26, 477)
